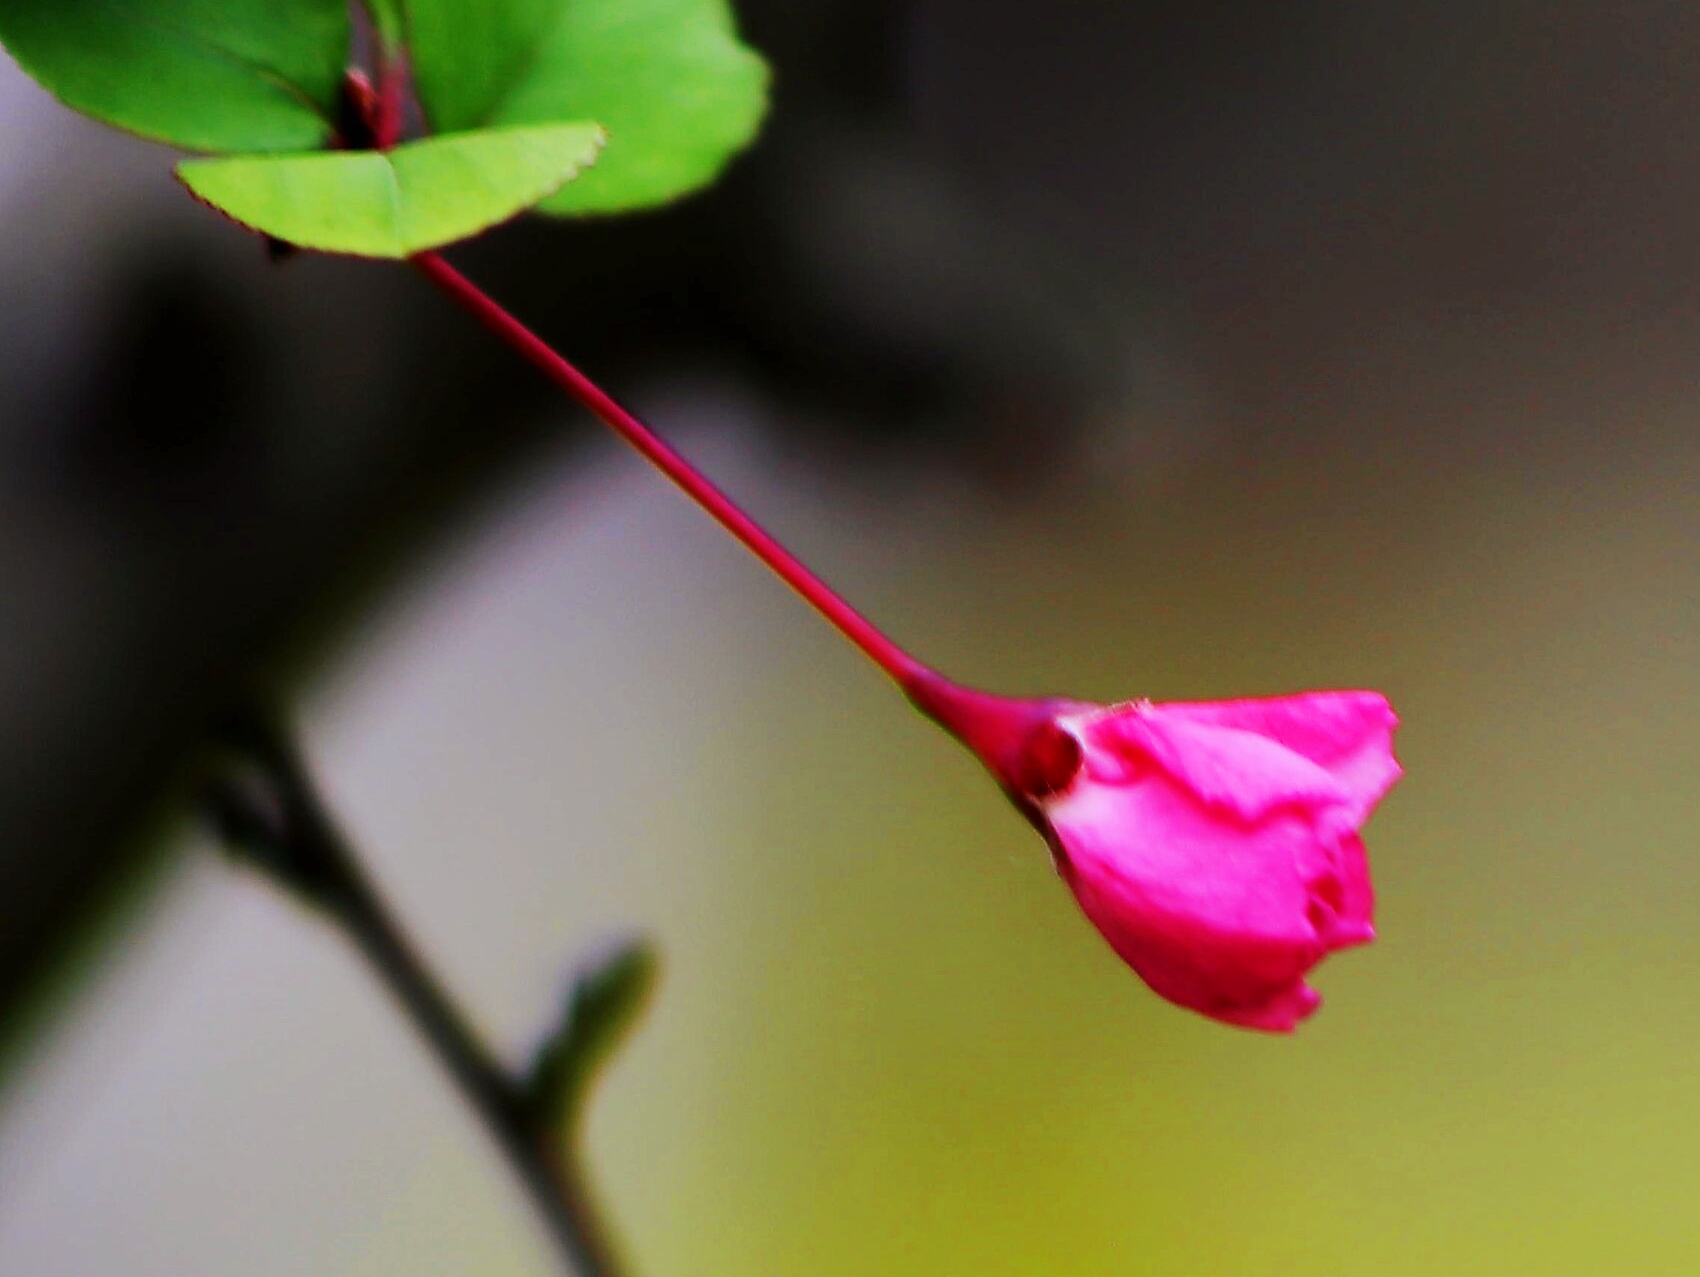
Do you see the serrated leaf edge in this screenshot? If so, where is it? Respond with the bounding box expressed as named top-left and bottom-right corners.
top-left (173, 124), bottom-right (607, 259)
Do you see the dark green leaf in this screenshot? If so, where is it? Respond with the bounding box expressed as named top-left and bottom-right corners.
top-left (176, 123), bottom-right (605, 258)
top-left (527, 938), bottom-right (659, 1129)
top-left (0, 0), bottom-right (348, 153)
top-left (405, 0), bottom-right (768, 214)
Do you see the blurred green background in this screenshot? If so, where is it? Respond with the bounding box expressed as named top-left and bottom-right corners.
top-left (4, 2), bottom-right (1700, 1274)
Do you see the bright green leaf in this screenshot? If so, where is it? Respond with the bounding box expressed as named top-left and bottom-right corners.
top-left (405, 0), bottom-right (768, 214)
top-left (527, 939), bottom-right (659, 1131)
top-left (176, 123), bottom-right (605, 258)
top-left (0, 0), bottom-right (348, 153)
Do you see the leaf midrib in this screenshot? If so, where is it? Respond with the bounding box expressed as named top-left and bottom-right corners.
top-left (379, 155), bottom-right (406, 256)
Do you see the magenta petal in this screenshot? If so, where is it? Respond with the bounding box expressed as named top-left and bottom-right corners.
top-left (1154, 691), bottom-right (1401, 821)
top-left (1334, 830), bottom-right (1375, 927)
top-left (1080, 706), bottom-right (1350, 821)
top-left (1206, 982), bottom-right (1323, 1032)
top-left (1048, 771), bottom-right (1324, 945)
top-left (1038, 695), bottom-right (1397, 1031)
top-left (1046, 771), bottom-right (1346, 1030)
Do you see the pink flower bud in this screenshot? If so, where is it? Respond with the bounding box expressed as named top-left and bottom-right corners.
top-left (909, 678), bottom-right (1401, 1032)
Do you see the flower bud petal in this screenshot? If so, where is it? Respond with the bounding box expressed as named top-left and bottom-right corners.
top-left (1149, 692), bottom-right (1401, 822)
top-left (906, 674), bottom-right (1400, 1032)
top-left (1038, 694), bottom-right (1399, 1031)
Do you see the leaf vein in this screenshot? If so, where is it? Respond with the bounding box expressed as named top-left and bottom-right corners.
top-left (98, 0), bottom-right (336, 129)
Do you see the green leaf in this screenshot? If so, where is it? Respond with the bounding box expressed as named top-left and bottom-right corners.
top-left (176, 123), bottom-right (605, 258)
top-left (527, 939), bottom-right (659, 1130)
top-left (404, 0), bottom-right (768, 214)
top-left (0, 0), bottom-right (348, 153)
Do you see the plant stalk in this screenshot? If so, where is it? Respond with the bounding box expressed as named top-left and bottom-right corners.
top-left (333, 857), bottom-right (622, 1276)
top-left (412, 251), bottom-right (930, 690)
top-left (208, 719), bottom-right (625, 1277)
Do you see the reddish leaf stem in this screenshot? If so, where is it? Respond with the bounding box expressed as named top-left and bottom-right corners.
top-left (413, 251), bottom-right (930, 689)
top-left (372, 50), bottom-right (406, 150)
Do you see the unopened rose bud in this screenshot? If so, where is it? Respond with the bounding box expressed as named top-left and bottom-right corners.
top-left (909, 678), bottom-right (1400, 1032)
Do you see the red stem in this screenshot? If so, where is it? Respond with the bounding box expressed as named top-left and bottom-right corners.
top-left (372, 50), bottom-right (406, 151)
top-left (412, 251), bottom-right (929, 687)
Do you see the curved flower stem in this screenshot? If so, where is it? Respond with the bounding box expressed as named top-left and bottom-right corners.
top-left (412, 251), bottom-right (930, 690)
top-left (205, 715), bottom-right (624, 1277)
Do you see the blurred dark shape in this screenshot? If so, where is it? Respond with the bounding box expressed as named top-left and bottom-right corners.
top-left (53, 257), bottom-right (272, 516)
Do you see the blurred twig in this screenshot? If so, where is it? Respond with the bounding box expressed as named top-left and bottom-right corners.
top-left (203, 710), bottom-right (626, 1277)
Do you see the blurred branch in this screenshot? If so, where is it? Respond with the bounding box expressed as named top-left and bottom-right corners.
top-left (203, 710), bottom-right (626, 1277)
